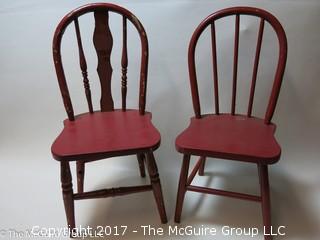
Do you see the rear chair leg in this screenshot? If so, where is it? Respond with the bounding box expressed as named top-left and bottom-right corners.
top-left (76, 161), bottom-right (85, 193)
top-left (137, 153), bottom-right (146, 178)
top-left (198, 156), bottom-right (206, 176)
top-left (61, 161), bottom-right (75, 233)
top-left (258, 164), bottom-right (272, 240)
top-left (146, 152), bottom-right (167, 223)
top-left (174, 154), bottom-right (191, 223)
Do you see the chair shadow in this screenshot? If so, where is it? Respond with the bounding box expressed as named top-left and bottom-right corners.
top-left (71, 159), bottom-right (318, 240)
top-left (74, 166), bottom-right (173, 240)
top-left (179, 160), bottom-right (319, 239)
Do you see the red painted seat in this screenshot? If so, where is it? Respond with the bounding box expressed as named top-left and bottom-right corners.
top-left (174, 7), bottom-right (287, 240)
top-left (51, 3), bottom-right (167, 232)
top-left (52, 110), bottom-right (160, 161)
top-left (176, 114), bottom-right (280, 164)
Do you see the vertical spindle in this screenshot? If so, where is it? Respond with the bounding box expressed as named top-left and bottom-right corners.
top-left (211, 22), bottom-right (219, 114)
top-left (121, 16), bottom-right (128, 111)
top-left (231, 14), bottom-right (240, 115)
top-left (248, 18), bottom-right (264, 117)
top-left (74, 18), bottom-right (93, 113)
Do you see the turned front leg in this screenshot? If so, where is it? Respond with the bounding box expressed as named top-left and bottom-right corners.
top-left (61, 161), bottom-right (75, 232)
top-left (146, 152), bottom-right (167, 223)
top-left (258, 164), bottom-right (272, 240)
top-left (174, 154), bottom-right (190, 223)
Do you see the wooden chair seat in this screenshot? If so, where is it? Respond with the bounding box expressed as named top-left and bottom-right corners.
top-left (176, 114), bottom-right (280, 164)
top-left (52, 110), bottom-right (161, 161)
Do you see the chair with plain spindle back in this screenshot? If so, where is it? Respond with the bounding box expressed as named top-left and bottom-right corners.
top-left (51, 3), bottom-right (167, 230)
top-left (174, 7), bottom-right (287, 240)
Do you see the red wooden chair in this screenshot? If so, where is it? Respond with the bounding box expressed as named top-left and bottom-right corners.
top-left (174, 7), bottom-right (287, 240)
top-left (51, 3), bottom-right (167, 231)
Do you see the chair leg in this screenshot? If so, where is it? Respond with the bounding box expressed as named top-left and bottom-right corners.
top-left (60, 161), bottom-right (75, 232)
top-left (174, 154), bottom-right (191, 223)
top-left (198, 156), bottom-right (206, 176)
top-left (136, 153), bottom-right (146, 178)
top-left (145, 152), bottom-right (167, 223)
top-left (258, 164), bottom-right (272, 240)
top-left (76, 161), bottom-right (85, 193)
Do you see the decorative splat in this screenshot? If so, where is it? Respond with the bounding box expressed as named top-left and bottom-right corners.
top-left (121, 16), bottom-right (128, 111)
top-left (93, 11), bottom-right (114, 111)
top-left (74, 18), bottom-right (93, 113)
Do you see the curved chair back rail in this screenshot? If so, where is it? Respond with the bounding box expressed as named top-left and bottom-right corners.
top-left (188, 7), bottom-right (287, 124)
top-left (53, 3), bottom-right (149, 120)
